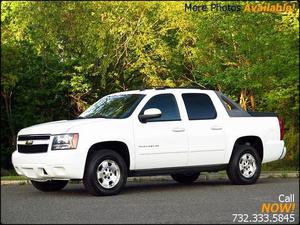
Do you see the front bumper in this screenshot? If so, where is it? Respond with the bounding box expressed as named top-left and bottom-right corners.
top-left (12, 149), bottom-right (87, 180)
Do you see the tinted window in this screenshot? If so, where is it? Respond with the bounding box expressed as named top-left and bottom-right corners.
top-left (141, 94), bottom-right (180, 122)
top-left (182, 94), bottom-right (217, 120)
top-left (79, 94), bottom-right (145, 119)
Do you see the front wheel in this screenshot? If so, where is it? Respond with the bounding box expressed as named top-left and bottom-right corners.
top-left (227, 145), bottom-right (261, 185)
top-left (171, 172), bottom-right (200, 184)
top-left (31, 180), bottom-right (68, 192)
top-left (83, 150), bottom-right (127, 196)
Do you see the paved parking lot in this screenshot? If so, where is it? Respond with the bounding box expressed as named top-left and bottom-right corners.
top-left (1, 178), bottom-right (299, 224)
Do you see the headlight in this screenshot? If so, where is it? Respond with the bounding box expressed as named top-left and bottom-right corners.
top-left (52, 133), bottom-right (79, 150)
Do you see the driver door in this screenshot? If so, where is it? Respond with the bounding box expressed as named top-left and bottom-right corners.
top-left (133, 93), bottom-right (189, 170)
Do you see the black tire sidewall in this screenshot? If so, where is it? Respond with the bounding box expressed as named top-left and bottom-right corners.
top-left (84, 150), bottom-right (127, 196)
top-left (31, 180), bottom-right (68, 192)
top-left (171, 172), bottom-right (200, 184)
top-left (228, 145), bottom-right (261, 185)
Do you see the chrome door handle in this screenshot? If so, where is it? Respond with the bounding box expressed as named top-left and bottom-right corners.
top-left (211, 126), bottom-right (223, 130)
top-left (172, 127), bottom-right (185, 132)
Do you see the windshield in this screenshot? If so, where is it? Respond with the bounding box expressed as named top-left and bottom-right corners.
top-left (79, 94), bottom-right (145, 119)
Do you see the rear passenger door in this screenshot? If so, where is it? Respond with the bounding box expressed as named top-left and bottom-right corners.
top-left (182, 93), bottom-right (226, 166)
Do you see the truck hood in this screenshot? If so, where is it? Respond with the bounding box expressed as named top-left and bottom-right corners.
top-left (18, 118), bottom-right (108, 135)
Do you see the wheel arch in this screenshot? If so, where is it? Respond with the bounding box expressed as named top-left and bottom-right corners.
top-left (230, 136), bottom-right (264, 162)
top-left (84, 141), bottom-right (131, 173)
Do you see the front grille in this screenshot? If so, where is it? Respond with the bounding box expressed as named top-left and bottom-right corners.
top-left (18, 135), bottom-right (50, 141)
top-left (18, 144), bottom-right (48, 153)
top-left (17, 134), bottom-right (50, 153)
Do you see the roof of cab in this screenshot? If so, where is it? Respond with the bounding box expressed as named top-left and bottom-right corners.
top-left (112, 87), bottom-right (214, 95)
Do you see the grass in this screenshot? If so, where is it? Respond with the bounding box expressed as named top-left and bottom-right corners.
top-left (1, 168), bottom-right (19, 177)
top-left (262, 160), bottom-right (299, 171)
top-left (1, 175), bottom-right (27, 181)
top-left (1, 160), bottom-right (298, 182)
top-left (1, 171), bottom-right (299, 182)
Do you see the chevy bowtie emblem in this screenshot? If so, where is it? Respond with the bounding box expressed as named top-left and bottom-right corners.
top-left (25, 140), bottom-right (33, 145)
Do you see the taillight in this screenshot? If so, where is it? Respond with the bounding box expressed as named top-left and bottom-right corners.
top-left (278, 117), bottom-right (284, 140)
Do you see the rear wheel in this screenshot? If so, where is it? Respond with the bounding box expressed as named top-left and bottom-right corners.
top-left (31, 180), bottom-right (68, 192)
top-left (227, 144), bottom-right (261, 185)
top-left (83, 149), bottom-right (127, 196)
top-left (171, 172), bottom-right (200, 184)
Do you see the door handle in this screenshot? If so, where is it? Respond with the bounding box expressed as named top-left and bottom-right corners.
top-left (172, 127), bottom-right (185, 132)
top-left (211, 125), bottom-right (223, 130)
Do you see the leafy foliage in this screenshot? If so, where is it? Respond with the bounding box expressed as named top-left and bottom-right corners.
top-left (1, 1), bottom-right (298, 169)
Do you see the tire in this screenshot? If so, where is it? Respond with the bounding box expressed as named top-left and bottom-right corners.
top-left (227, 144), bottom-right (261, 185)
top-left (83, 150), bottom-right (127, 196)
top-left (171, 172), bottom-right (200, 184)
top-left (31, 180), bottom-right (68, 192)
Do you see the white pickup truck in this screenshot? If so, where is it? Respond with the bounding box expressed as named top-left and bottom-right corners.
top-left (12, 88), bottom-right (286, 196)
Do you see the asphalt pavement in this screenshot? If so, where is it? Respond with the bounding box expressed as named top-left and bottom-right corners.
top-left (1, 178), bottom-right (299, 224)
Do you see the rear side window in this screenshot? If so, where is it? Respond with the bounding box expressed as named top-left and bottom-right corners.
top-left (182, 93), bottom-right (217, 120)
top-left (141, 94), bottom-right (181, 122)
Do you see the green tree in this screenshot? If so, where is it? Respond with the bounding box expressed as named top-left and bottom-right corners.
top-left (1, 1), bottom-right (298, 170)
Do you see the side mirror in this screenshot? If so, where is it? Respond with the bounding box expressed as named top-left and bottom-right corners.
top-left (138, 108), bottom-right (162, 123)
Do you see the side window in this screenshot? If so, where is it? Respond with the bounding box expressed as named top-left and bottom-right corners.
top-left (141, 94), bottom-right (181, 122)
top-left (182, 93), bottom-right (217, 120)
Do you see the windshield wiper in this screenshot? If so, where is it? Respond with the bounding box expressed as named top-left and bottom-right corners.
top-left (76, 116), bottom-right (88, 119)
top-left (76, 114), bottom-right (110, 119)
top-left (90, 115), bottom-right (109, 119)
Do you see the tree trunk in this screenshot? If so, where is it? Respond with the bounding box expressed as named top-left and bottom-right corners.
top-left (250, 92), bottom-right (255, 110)
top-left (1, 90), bottom-right (16, 147)
top-left (239, 89), bottom-right (247, 110)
